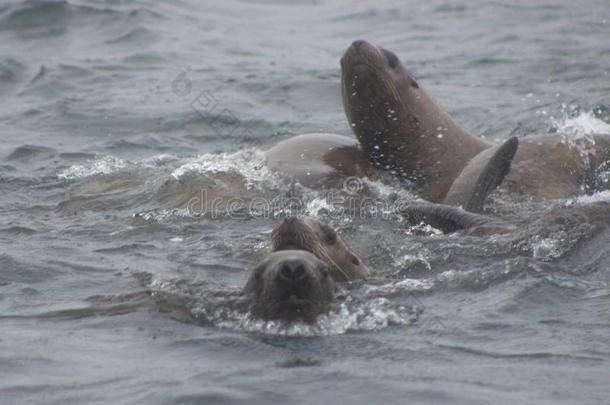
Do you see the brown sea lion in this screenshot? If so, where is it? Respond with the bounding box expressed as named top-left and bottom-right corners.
top-left (243, 217), bottom-right (367, 322)
top-left (498, 134), bottom-right (610, 201)
top-left (340, 40), bottom-right (610, 204)
top-left (264, 133), bottom-right (378, 188)
top-left (271, 216), bottom-right (368, 281)
top-left (341, 40), bottom-right (491, 203)
top-left (243, 250), bottom-right (334, 323)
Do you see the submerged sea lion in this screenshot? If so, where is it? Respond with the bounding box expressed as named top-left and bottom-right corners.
top-left (400, 199), bottom-right (610, 239)
top-left (340, 40), bottom-right (610, 204)
top-left (243, 250), bottom-right (334, 323)
top-left (243, 217), bottom-right (367, 322)
top-left (264, 133), bottom-right (378, 188)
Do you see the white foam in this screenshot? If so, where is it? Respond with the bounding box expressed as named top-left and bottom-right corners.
top-left (58, 155), bottom-right (128, 179)
top-left (570, 190), bottom-right (610, 204)
top-left (58, 153), bottom-right (180, 180)
top-left (170, 148), bottom-right (280, 190)
top-left (550, 109), bottom-right (610, 136)
top-left (363, 278), bottom-right (434, 297)
top-left (213, 297), bottom-right (416, 336)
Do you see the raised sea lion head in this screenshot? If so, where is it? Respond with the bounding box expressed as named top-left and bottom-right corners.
top-left (341, 40), bottom-right (420, 176)
top-left (243, 250), bottom-right (335, 323)
top-left (340, 40), bottom-right (490, 201)
top-left (271, 217), bottom-right (368, 281)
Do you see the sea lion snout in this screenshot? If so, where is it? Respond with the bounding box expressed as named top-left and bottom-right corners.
top-left (341, 39), bottom-right (381, 68)
top-left (276, 258), bottom-right (308, 284)
top-left (243, 250), bottom-right (334, 323)
top-left (272, 217), bottom-right (311, 251)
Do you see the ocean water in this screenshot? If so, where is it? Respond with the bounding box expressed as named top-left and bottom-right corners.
top-left (1, 1), bottom-right (610, 404)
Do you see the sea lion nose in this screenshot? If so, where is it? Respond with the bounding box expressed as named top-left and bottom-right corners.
top-left (277, 260), bottom-right (307, 283)
top-left (342, 40), bottom-right (371, 68)
top-left (351, 39), bottom-right (368, 49)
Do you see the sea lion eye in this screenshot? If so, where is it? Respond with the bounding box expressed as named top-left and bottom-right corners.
top-left (352, 256), bottom-right (360, 266)
top-left (383, 49), bottom-right (399, 68)
top-left (318, 265), bottom-right (329, 279)
top-left (320, 224), bottom-right (337, 244)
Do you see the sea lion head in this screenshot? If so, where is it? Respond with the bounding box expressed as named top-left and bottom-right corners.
top-left (243, 250), bottom-right (335, 323)
top-left (271, 217), bottom-right (368, 281)
top-left (340, 40), bottom-right (421, 176)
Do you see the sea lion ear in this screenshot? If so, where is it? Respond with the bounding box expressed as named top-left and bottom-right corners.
top-left (320, 223), bottom-right (338, 245)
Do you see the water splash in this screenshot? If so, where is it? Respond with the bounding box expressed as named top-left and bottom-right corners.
top-left (150, 277), bottom-right (417, 336)
top-left (57, 153), bottom-right (179, 180)
top-left (58, 155), bottom-right (128, 179)
top-left (550, 108), bottom-right (610, 136)
top-left (212, 297), bottom-right (418, 336)
top-left (170, 149), bottom-right (280, 191)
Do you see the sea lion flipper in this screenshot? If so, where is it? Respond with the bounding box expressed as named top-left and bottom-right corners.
top-left (444, 137), bottom-right (519, 213)
top-left (400, 202), bottom-right (513, 234)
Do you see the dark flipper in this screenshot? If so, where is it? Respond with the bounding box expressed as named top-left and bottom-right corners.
top-left (444, 137), bottom-right (519, 213)
top-left (400, 202), bottom-right (514, 235)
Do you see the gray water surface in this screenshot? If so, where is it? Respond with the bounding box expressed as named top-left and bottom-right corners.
top-left (1, 1), bottom-right (610, 404)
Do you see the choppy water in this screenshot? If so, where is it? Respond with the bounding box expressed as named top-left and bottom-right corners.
top-left (1, 1), bottom-right (610, 404)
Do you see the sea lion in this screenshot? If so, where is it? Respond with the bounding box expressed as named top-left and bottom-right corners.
top-left (400, 199), bottom-right (610, 238)
top-left (264, 133), bottom-right (378, 188)
top-left (157, 133), bottom-right (377, 213)
top-left (341, 40), bottom-right (491, 203)
top-left (400, 202), bottom-right (516, 236)
top-left (340, 40), bottom-right (610, 204)
top-left (243, 250), bottom-right (334, 323)
top-left (243, 217), bottom-right (367, 322)
top-left (497, 133), bottom-right (610, 201)
top-left (271, 216), bottom-right (368, 281)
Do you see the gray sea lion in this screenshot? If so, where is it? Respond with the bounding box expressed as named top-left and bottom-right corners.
top-left (340, 40), bottom-right (610, 203)
top-left (400, 202), bottom-right (516, 236)
top-left (243, 250), bottom-right (334, 323)
top-left (400, 199), bottom-right (610, 239)
top-left (264, 133), bottom-right (378, 188)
